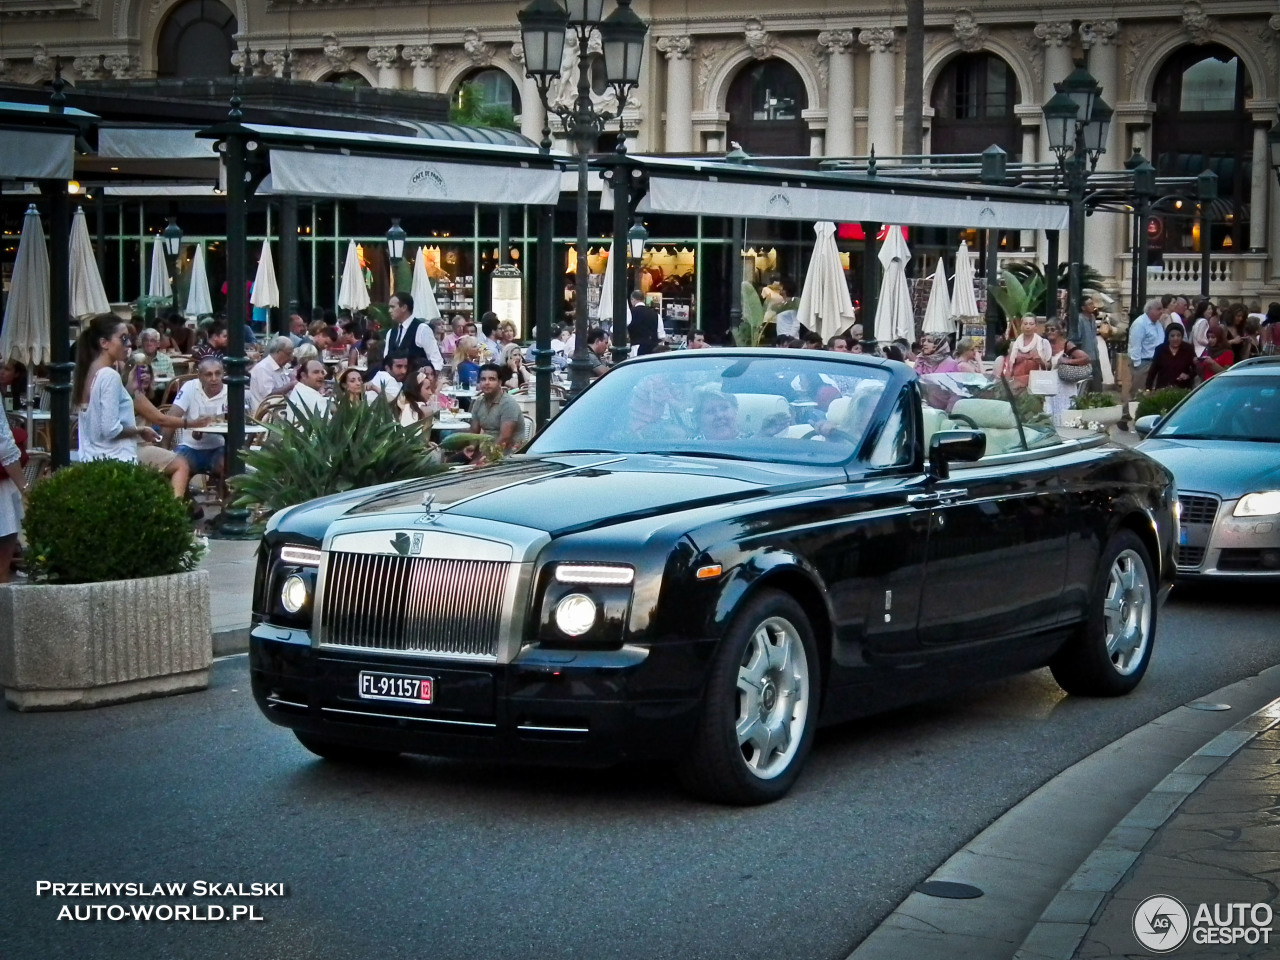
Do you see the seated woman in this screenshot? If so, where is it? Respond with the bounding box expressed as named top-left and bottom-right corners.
top-left (914, 334), bottom-right (960, 375)
top-left (335, 367), bottom-right (366, 404)
top-left (125, 362), bottom-right (211, 498)
top-left (692, 390), bottom-right (742, 442)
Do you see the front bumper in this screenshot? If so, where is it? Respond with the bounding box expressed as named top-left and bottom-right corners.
top-left (1175, 492), bottom-right (1280, 579)
top-left (249, 625), bottom-right (707, 767)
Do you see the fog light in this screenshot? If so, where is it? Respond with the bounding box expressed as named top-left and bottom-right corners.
top-left (281, 574), bottom-right (309, 614)
top-left (1261, 551), bottom-right (1280, 570)
top-left (554, 594), bottom-right (597, 636)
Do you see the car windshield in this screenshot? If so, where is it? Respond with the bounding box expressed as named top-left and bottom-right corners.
top-left (1154, 376), bottom-right (1280, 442)
top-left (526, 354), bottom-right (895, 466)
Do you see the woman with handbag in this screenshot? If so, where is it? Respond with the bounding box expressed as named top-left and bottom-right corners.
top-left (1044, 320), bottom-right (1092, 427)
top-left (1005, 316), bottom-right (1051, 388)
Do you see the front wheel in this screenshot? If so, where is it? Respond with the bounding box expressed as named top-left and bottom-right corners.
top-left (1050, 530), bottom-right (1156, 696)
top-left (678, 590), bottom-right (820, 805)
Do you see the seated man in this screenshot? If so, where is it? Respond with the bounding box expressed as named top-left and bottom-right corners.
top-left (285, 359), bottom-right (333, 423)
top-left (586, 328), bottom-right (611, 378)
top-left (470, 363), bottom-right (523, 452)
top-left (170, 357), bottom-right (228, 480)
top-left (363, 352), bottom-right (410, 403)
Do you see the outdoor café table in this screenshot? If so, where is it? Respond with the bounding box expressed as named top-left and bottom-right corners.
top-left (431, 413), bottom-right (472, 439)
top-left (192, 423), bottom-right (268, 440)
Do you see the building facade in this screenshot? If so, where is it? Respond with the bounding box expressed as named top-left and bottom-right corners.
top-left (3, 0), bottom-right (1279, 307)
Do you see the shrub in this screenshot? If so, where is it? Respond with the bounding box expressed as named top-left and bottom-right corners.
top-left (1071, 391), bottom-right (1122, 410)
top-left (24, 459), bottom-right (200, 584)
top-left (1136, 387), bottom-right (1189, 420)
top-left (230, 395), bottom-right (446, 516)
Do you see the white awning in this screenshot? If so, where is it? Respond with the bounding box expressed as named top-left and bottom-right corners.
top-left (262, 149), bottom-right (562, 206)
top-left (0, 130), bottom-right (74, 179)
top-left (636, 175), bottom-right (1070, 232)
top-left (98, 127), bottom-right (216, 160)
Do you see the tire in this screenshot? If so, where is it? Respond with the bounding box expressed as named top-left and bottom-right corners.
top-left (1050, 530), bottom-right (1156, 696)
top-left (678, 590), bottom-right (821, 805)
top-left (294, 731), bottom-right (400, 765)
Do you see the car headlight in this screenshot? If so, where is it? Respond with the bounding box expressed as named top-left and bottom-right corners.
top-left (281, 574), bottom-right (310, 614)
top-left (554, 594), bottom-right (598, 636)
top-left (1233, 491), bottom-right (1280, 518)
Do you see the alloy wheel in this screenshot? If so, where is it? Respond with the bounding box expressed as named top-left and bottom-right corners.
top-left (735, 616), bottom-right (811, 779)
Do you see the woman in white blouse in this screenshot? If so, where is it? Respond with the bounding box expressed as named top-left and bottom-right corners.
top-left (74, 314), bottom-right (159, 462)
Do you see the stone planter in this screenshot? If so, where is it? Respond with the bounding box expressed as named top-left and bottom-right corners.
top-left (1081, 404), bottom-right (1124, 426)
top-left (0, 570), bottom-right (211, 711)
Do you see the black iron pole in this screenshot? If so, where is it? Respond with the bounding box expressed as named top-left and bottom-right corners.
top-left (1129, 205), bottom-right (1140, 318)
top-left (609, 163), bottom-right (630, 366)
top-left (534, 204), bottom-right (554, 427)
top-left (984, 227), bottom-right (1000, 358)
top-left (729, 217), bottom-right (745, 332)
top-left (46, 182), bottom-right (72, 469)
top-left (861, 221), bottom-right (879, 345)
top-left (1045, 230), bottom-right (1060, 322)
top-left (94, 190), bottom-right (106, 281)
top-left (1199, 204), bottom-right (1211, 300)
top-left (219, 123), bottom-right (251, 536)
top-left (1135, 196), bottom-right (1151, 313)
top-left (279, 194), bottom-right (299, 328)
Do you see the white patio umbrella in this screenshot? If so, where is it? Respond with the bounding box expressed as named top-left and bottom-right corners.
top-left (251, 239), bottom-right (279, 309)
top-left (0, 205), bottom-right (50, 442)
top-left (797, 221), bottom-right (857, 340)
top-left (874, 225), bottom-right (914, 344)
top-left (146, 236), bottom-right (171, 299)
top-left (950, 239), bottom-right (980, 318)
top-left (185, 242), bottom-right (213, 319)
top-left (69, 207), bottom-right (111, 320)
top-left (921, 258), bottom-right (953, 335)
top-left (336, 240), bottom-right (370, 312)
top-left (593, 243), bottom-right (615, 327)
top-left (410, 247), bottom-right (441, 321)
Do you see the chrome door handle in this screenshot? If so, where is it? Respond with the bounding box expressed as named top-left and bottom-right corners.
top-left (908, 489), bottom-right (966, 506)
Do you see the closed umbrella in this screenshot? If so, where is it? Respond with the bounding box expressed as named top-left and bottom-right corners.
top-left (185, 242), bottom-right (213, 319)
top-left (594, 243), bottom-right (614, 326)
top-left (921, 258), bottom-right (953, 335)
top-left (950, 240), bottom-right (980, 318)
top-left (251, 240), bottom-right (279, 309)
top-left (874, 225), bottom-right (914, 344)
top-left (0, 205), bottom-right (50, 442)
top-left (410, 248), bottom-right (441, 321)
top-left (69, 207), bottom-right (111, 320)
top-left (336, 240), bottom-right (370, 312)
top-left (797, 221), bottom-right (857, 340)
top-left (147, 236), bottom-right (171, 299)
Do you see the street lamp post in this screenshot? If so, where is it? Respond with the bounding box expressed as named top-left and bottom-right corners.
top-left (162, 216), bottom-right (183, 318)
top-left (1196, 169), bottom-right (1218, 301)
top-left (386, 217), bottom-right (407, 266)
top-left (519, 0), bottom-right (647, 395)
top-left (1043, 63), bottom-right (1111, 388)
top-left (1126, 151), bottom-right (1156, 316)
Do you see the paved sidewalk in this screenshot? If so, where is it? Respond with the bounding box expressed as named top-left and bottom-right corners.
top-left (199, 537), bottom-right (256, 655)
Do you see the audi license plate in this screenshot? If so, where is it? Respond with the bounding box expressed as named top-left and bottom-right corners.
top-left (358, 671), bottom-right (433, 704)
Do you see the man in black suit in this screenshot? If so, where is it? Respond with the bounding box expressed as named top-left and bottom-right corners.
top-left (627, 290), bottom-right (662, 356)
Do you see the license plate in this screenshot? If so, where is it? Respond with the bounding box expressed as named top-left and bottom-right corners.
top-left (358, 671), bottom-right (433, 704)
top-left (1179, 526), bottom-right (1189, 545)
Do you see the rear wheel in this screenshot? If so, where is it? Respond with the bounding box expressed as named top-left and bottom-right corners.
top-left (1051, 530), bottom-right (1156, 696)
top-left (294, 731), bottom-right (400, 765)
top-left (678, 590), bottom-right (820, 805)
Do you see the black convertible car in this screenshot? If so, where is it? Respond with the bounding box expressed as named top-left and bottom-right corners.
top-left (250, 350), bottom-right (1176, 804)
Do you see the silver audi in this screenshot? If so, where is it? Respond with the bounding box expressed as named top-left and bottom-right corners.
top-left (1136, 356), bottom-right (1280, 579)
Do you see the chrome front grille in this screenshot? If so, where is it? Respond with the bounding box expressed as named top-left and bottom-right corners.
top-left (319, 551), bottom-right (510, 659)
top-left (1178, 494), bottom-right (1219, 526)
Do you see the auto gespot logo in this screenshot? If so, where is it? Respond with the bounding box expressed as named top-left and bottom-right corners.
top-left (1133, 895), bottom-right (1274, 951)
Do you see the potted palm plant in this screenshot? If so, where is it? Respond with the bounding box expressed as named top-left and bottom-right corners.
top-left (0, 459), bottom-right (209, 711)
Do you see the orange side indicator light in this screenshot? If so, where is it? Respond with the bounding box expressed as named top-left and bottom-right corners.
top-left (696, 564), bottom-right (722, 579)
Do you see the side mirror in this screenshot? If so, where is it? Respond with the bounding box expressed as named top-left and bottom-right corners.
top-left (1134, 414), bottom-right (1161, 438)
top-left (928, 429), bottom-right (985, 480)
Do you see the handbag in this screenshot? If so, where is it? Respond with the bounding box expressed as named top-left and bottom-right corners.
top-left (1028, 369), bottom-right (1059, 395)
top-left (1058, 361), bottom-right (1093, 383)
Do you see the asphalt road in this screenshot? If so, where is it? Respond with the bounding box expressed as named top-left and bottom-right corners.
top-left (1, 585), bottom-right (1276, 960)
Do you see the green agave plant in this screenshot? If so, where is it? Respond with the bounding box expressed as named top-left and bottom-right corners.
top-left (732, 281), bottom-right (769, 347)
top-left (229, 397), bottom-right (446, 516)
top-left (991, 269), bottom-right (1047, 326)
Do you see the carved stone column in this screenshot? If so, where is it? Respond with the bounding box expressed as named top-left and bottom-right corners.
top-left (1082, 20), bottom-right (1120, 281)
top-left (367, 46), bottom-right (401, 90)
top-left (1249, 113), bottom-right (1271, 252)
top-left (1035, 22), bottom-right (1074, 165)
top-left (860, 27), bottom-right (897, 158)
top-left (657, 36), bottom-right (696, 153)
top-left (402, 44), bottom-right (437, 93)
top-left (510, 42), bottom-right (545, 144)
top-left (818, 30), bottom-right (855, 157)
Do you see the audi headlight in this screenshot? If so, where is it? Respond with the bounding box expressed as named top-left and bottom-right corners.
top-left (554, 594), bottom-right (598, 636)
top-left (1233, 491), bottom-right (1280, 518)
top-left (281, 574), bottom-right (310, 614)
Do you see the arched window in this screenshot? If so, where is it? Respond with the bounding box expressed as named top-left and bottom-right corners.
top-left (1152, 45), bottom-right (1252, 253)
top-left (156, 0), bottom-right (236, 79)
top-left (930, 53), bottom-right (1020, 158)
top-left (323, 71), bottom-right (372, 89)
top-left (725, 59), bottom-right (809, 157)
top-left (453, 68), bottom-right (521, 116)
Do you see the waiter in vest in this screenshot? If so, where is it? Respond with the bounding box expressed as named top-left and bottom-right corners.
top-left (382, 291), bottom-right (445, 372)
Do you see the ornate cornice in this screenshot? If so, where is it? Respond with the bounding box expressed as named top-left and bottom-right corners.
top-left (859, 27), bottom-right (896, 55)
top-left (367, 46), bottom-right (401, 70)
top-left (0, 0), bottom-right (97, 20)
top-left (1033, 21), bottom-right (1073, 48)
top-left (816, 30), bottom-right (855, 56)
top-left (1080, 20), bottom-right (1120, 49)
top-left (656, 35), bottom-right (696, 61)
top-left (401, 44), bottom-right (438, 68)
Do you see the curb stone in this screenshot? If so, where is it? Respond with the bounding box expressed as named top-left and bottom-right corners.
top-left (1011, 696), bottom-right (1280, 960)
